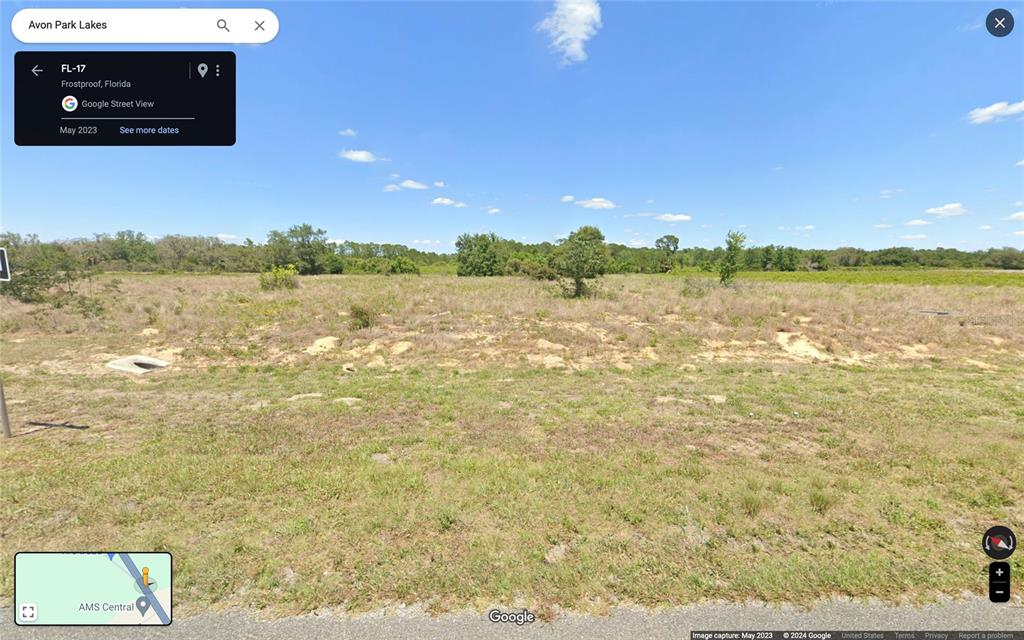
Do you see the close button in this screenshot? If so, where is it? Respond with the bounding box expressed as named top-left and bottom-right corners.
top-left (986, 8), bottom-right (1015, 37)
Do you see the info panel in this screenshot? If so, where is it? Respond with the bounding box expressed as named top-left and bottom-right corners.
top-left (14, 51), bottom-right (235, 146)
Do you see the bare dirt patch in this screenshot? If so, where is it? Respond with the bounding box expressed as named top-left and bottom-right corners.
top-left (775, 331), bottom-right (831, 362)
top-left (304, 336), bottom-right (340, 355)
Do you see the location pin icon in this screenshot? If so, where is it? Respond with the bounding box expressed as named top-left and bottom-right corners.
top-left (197, 63), bottom-right (208, 78)
top-left (136, 596), bottom-right (151, 617)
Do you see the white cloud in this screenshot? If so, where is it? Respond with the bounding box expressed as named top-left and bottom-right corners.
top-left (382, 184), bottom-right (402, 192)
top-left (700, 224), bottom-right (712, 229)
top-left (904, 219), bottom-right (931, 226)
top-left (560, 194), bottom-right (575, 203)
top-left (645, 199), bottom-right (654, 204)
top-left (339, 149), bottom-right (382, 163)
top-left (1013, 230), bottom-right (1024, 236)
top-left (1015, 201), bottom-right (1024, 206)
top-left (434, 181), bottom-right (446, 188)
top-left (328, 238), bottom-right (346, 245)
top-left (412, 239), bottom-right (441, 245)
top-left (536, 0), bottom-right (603, 65)
top-left (1006, 212), bottom-right (1024, 221)
top-left (399, 179), bottom-right (429, 190)
top-left (575, 197), bottom-right (617, 209)
top-left (967, 99), bottom-right (1024, 124)
top-left (794, 225), bottom-right (815, 231)
top-left (900, 234), bottom-right (927, 240)
top-left (879, 188), bottom-right (905, 199)
top-left (487, 207), bottom-right (501, 215)
top-left (772, 166), bottom-right (784, 171)
top-left (215, 233), bottom-right (239, 241)
top-left (432, 196), bottom-right (468, 208)
top-left (873, 224), bottom-right (894, 229)
top-left (979, 225), bottom-right (993, 230)
top-left (654, 214), bottom-right (692, 222)
top-left (628, 239), bottom-right (646, 247)
top-left (338, 128), bottom-right (357, 137)
top-left (924, 202), bottom-right (967, 217)
top-left (389, 173), bottom-right (400, 179)
top-left (1016, 160), bottom-right (1024, 167)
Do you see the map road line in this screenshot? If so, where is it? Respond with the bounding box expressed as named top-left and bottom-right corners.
top-left (117, 553), bottom-right (170, 625)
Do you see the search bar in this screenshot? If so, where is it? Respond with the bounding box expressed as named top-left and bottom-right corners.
top-left (11, 8), bottom-right (279, 44)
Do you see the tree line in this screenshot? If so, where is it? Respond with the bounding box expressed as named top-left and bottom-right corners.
top-left (1, 224), bottom-right (1021, 303)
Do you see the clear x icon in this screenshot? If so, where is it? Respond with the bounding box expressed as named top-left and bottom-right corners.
top-left (986, 8), bottom-right (1014, 37)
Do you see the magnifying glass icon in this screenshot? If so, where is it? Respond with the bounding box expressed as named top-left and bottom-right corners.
top-left (216, 18), bottom-right (230, 32)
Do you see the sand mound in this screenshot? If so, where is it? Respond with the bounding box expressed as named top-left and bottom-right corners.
top-left (527, 354), bottom-right (566, 369)
top-left (304, 336), bottom-right (339, 355)
top-left (536, 339), bottom-right (567, 351)
top-left (776, 331), bottom-right (830, 361)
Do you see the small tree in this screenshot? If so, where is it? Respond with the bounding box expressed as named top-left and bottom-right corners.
top-left (286, 224), bottom-right (331, 275)
top-left (775, 246), bottom-right (800, 272)
top-left (719, 230), bottom-right (746, 286)
top-left (655, 234), bottom-right (679, 255)
top-left (806, 250), bottom-right (829, 271)
top-left (555, 226), bottom-right (608, 297)
top-left (655, 234), bottom-right (680, 273)
top-left (455, 233), bottom-right (501, 276)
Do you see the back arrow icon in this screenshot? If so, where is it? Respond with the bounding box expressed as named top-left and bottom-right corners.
top-left (31, 65), bottom-right (43, 76)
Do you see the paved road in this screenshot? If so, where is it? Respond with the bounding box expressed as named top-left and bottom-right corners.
top-left (3, 598), bottom-right (1022, 640)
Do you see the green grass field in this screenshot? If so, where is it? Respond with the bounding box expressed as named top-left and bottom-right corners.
top-left (1, 272), bottom-right (1021, 616)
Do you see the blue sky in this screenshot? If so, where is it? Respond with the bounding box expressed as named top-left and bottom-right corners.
top-left (3, 1), bottom-right (1023, 251)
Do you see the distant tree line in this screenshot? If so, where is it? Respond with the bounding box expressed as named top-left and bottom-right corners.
top-left (1, 225), bottom-right (1022, 304)
top-left (450, 231), bottom-right (1024, 275)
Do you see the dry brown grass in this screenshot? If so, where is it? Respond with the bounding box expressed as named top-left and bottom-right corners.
top-left (2, 273), bottom-right (1021, 376)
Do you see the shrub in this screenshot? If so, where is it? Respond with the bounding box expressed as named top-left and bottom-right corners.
top-left (680, 276), bottom-right (712, 299)
top-left (0, 241), bottom-right (87, 304)
top-left (349, 303), bottom-right (377, 330)
top-left (383, 256), bottom-right (420, 275)
top-left (809, 487), bottom-right (838, 514)
top-left (259, 264), bottom-right (299, 290)
top-left (505, 256), bottom-right (557, 281)
top-left (739, 491), bottom-right (767, 517)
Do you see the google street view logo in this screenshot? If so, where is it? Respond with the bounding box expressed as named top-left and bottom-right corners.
top-left (61, 95), bottom-right (78, 112)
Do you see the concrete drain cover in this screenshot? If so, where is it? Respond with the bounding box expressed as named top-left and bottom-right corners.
top-left (106, 355), bottom-right (170, 375)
